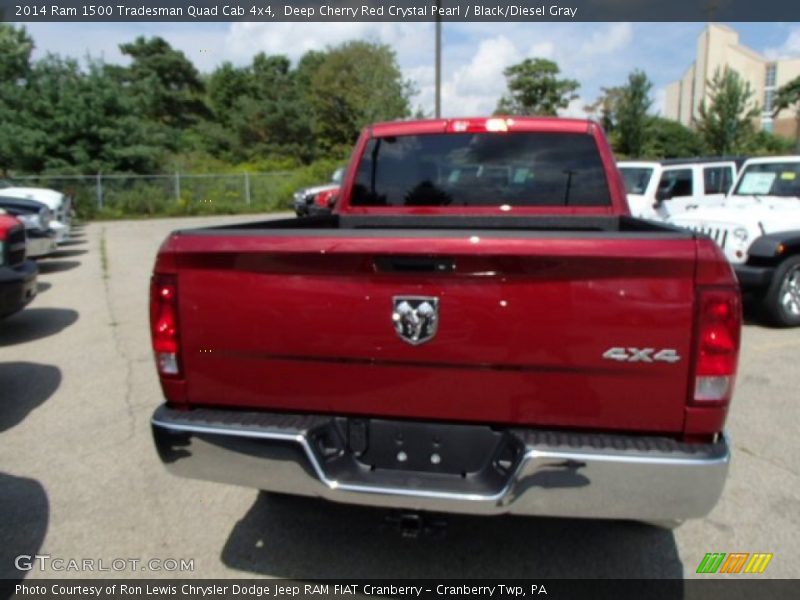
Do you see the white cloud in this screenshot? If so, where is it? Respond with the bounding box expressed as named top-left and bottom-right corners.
top-left (19, 21), bottom-right (703, 119)
top-left (223, 21), bottom-right (432, 66)
top-left (560, 97), bottom-right (589, 119)
top-left (442, 35), bottom-right (521, 116)
top-left (765, 27), bottom-right (800, 59)
top-left (527, 41), bottom-right (556, 59)
top-left (653, 86), bottom-right (667, 117)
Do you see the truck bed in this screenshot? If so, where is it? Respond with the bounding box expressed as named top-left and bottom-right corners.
top-left (186, 213), bottom-right (688, 234)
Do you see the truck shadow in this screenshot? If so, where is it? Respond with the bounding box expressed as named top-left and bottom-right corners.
top-left (36, 260), bottom-right (81, 275)
top-left (0, 308), bottom-right (78, 346)
top-left (0, 362), bottom-right (61, 433)
top-left (46, 249), bottom-right (88, 259)
top-left (221, 492), bottom-right (683, 579)
top-left (56, 239), bottom-right (86, 247)
top-left (0, 473), bottom-right (49, 584)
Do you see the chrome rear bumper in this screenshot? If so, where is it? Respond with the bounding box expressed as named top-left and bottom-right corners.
top-left (152, 405), bottom-right (729, 521)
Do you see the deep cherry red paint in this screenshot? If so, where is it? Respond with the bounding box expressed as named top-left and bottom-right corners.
top-left (150, 118), bottom-right (741, 438)
top-left (0, 214), bottom-right (22, 240)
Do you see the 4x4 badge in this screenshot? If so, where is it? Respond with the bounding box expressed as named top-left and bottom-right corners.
top-left (602, 347), bottom-right (681, 363)
top-left (392, 297), bottom-right (439, 345)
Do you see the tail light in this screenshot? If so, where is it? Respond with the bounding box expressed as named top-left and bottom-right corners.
top-left (447, 118), bottom-right (511, 133)
top-left (150, 274), bottom-right (181, 377)
top-left (692, 288), bottom-right (741, 405)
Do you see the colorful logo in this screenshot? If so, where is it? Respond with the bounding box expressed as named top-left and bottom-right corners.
top-left (696, 552), bottom-right (773, 574)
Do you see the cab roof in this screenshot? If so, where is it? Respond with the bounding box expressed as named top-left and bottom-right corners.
top-left (368, 116), bottom-right (594, 137)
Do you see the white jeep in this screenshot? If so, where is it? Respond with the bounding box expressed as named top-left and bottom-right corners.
top-left (618, 159), bottom-right (738, 221)
top-left (668, 156), bottom-right (800, 326)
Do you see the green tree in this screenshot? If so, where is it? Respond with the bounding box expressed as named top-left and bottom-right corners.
top-left (201, 53), bottom-right (317, 163)
top-left (207, 61), bottom-right (253, 126)
top-left (585, 86), bottom-right (623, 132)
top-left (640, 117), bottom-right (704, 158)
top-left (696, 67), bottom-right (759, 155)
top-left (21, 57), bottom-right (167, 173)
top-left (0, 24), bottom-right (35, 175)
top-left (747, 130), bottom-right (796, 156)
top-left (773, 75), bottom-right (800, 149)
top-left (236, 53), bottom-right (315, 161)
top-left (615, 70), bottom-right (653, 157)
top-left (116, 36), bottom-right (209, 132)
top-left (495, 58), bottom-right (579, 116)
top-left (310, 41), bottom-right (412, 153)
top-left (0, 23), bottom-right (33, 81)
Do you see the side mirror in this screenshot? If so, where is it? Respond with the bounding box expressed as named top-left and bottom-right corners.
top-left (327, 193), bottom-right (339, 209)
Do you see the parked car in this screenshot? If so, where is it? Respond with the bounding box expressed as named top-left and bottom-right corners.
top-left (150, 117), bottom-right (741, 528)
top-left (0, 196), bottom-right (58, 258)
top-left (668, 155), bottom-right (800, 326)
top-left (0, 187), bottom-right (72, 243)
top-left (307, 186), bottom-right (340, 216)
top-left (0, 211), bottom-right (38, 319)
top-left (619, 158), bottom-right (741, 221)
top-left (293, 167), bottom-right (345, 216)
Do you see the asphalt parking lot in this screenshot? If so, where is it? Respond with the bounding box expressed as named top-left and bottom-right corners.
top-left (1, 214), bottom-right (799, 580)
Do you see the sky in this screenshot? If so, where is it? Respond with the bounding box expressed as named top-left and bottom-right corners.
top-left (20, 21), bottom-right (800, 118)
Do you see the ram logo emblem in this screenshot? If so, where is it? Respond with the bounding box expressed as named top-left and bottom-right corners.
top-left (602, 347), bottom-right (681, 363)
top-left (392, 297), bottom-right (439, 345)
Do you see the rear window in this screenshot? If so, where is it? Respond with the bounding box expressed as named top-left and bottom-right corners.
top-left (350, 132), bottom-right (611, 207)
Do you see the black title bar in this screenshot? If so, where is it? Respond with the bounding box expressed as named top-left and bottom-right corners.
top-left (1, 0), bottom-right (799, 22)
top-left (4, 580), bottom-right (800, 600)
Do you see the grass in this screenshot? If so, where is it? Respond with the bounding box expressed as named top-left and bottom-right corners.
top-left (99, 229), bottom-right (109, 280)
top-left (58, 159), bottom-right (345, 221)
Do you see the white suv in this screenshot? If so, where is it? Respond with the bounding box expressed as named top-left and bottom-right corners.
top-left (618, 159), bottom-right (739, 221)
top-left (668, 156), bottom-right (800, 326)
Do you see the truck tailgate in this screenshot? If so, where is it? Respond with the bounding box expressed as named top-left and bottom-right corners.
top-left (169, 230), bottom-right (697, 433)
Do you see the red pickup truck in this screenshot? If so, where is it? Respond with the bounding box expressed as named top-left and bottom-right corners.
top-left (0, 212), bottom-right (38, 319)
top-left (151, 117), bottom-right (740, 526)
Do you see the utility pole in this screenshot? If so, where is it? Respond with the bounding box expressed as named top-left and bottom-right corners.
top-left (435, 3), bottom-right (442, 118)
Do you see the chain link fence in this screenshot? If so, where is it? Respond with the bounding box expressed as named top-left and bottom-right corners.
top-left (9, 172), bottom-right (297, 218)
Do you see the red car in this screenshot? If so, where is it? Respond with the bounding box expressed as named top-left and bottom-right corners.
top-left (150, 117), bottom-right (740, 527)
top-left (0, 211), bottom-right (38, 318)
top-left (308, 186), bottom-right (340, 216)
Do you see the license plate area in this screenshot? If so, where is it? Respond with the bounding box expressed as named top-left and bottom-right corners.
top-left (308, 418), bottom-right (525, 495)
top-left (353, 419), bottom-right (509, 475)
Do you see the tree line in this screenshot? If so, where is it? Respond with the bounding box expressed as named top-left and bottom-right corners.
top-left (0, 24), bottom-right (413, 177)
top-left (2, 23), bottom-right (798, 180)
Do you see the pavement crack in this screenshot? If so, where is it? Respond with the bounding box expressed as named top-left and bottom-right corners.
top-left (99, 226), bottom-right (136, 442)
top-left (734, 444), bottom-right (800, 479)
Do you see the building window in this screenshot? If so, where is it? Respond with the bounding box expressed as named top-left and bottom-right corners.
top-left (764, 89), bottom-right (775, 115)
top-left (765, 64), bottom-right (777, 88)
top-left (762, 119), bottom-right (774, 133)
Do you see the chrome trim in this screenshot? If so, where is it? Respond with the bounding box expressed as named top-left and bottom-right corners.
top-left (152, 407), bottom-right (730, 520)
top-left (26, 235), bottom-right (56, 258)
top-left (391, 296), bottom-right (440, 346)
top-left (152, 417), bottom-right (499, 503)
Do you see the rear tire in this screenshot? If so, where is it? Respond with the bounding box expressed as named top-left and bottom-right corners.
top-left (762, 256), bottom-right (800, 327)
